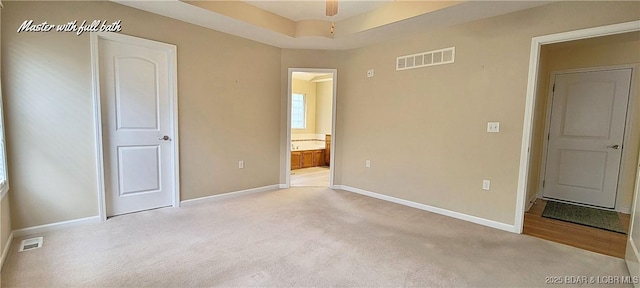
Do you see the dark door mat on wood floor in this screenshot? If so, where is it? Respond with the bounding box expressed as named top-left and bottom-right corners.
top-left (542, 201), bottom-right (626, 234)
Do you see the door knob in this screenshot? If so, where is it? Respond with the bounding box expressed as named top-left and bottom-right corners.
top-left (606, 144), bottom-right (620, 149)
top-left (159, 135), bottom-right (171, 141)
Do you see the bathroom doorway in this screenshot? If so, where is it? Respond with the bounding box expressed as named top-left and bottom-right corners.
top-left (286, 68), bottom-right (337, 187)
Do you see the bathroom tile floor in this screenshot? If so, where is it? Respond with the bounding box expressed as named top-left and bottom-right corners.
top-left (291, 166), bottom-right (330, 187)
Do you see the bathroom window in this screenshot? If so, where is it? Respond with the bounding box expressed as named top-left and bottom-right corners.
top-left (291, 93), bottom-right (306, 129)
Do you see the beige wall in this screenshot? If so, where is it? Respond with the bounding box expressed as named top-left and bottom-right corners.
top-left (315, 80), bottom-right (333, 135)
top-left (527, 32), bottom-right (640, 211)
top-left (2, 1), bottom-right (281, 229)
top-left (3, 1), bottom-right (640, 231)
top-left (291, 79), bottom-right (317, 135)
top-left (0, 195), bottom-right (9, 287)
top-left (335, 1), bottom-right (640, 225)
top-left (1, 194), bottom-right (10, 255)
top-left (0, 4), bottom-right (10, 264)
top-left (290, 78), bottom-right (333, 136)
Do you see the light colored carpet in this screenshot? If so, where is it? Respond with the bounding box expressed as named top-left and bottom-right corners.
top-left (1, 187), bottom-right (631, 287)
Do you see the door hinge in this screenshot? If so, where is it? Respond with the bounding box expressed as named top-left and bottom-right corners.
top-left (552, 83), bottom-right (555, 92)
top-left (547, 132), bottom-right (550, 140)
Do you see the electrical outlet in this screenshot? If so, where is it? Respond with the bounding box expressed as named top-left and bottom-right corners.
top-left (239, 160), bottom-right (244, 169)
top-left (482, 180), bottom-right (491, 190)
top-left (487, 122), bottom-right (500, 133)
top-left (365, 160), bottom-right (371, 168)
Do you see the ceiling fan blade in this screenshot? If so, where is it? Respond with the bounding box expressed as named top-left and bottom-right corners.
top-left (326, 0), bottom-right (338, 17)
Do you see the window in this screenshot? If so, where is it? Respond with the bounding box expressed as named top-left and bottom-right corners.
top-left (291, 93), bottom-right (306, 129)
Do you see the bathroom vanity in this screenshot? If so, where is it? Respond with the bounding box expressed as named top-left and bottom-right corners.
top-left (325, 134), bottom-right (331, 165)
top-left (291, 149), bottom-right (325, 170)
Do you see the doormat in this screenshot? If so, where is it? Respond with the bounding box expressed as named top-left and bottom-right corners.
top-left (542, 201), bottom-right (626, 234)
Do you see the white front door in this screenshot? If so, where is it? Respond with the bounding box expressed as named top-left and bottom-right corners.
top-left (543, 69), bottom-right (632, 208)
top-left (99, 35), bottom-right (177, 216)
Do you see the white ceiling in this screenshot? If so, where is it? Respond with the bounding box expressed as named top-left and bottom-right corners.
top-left (244, 0), bottom-right (392, 22)
top-left (114, 1), bottom-right (553, 50)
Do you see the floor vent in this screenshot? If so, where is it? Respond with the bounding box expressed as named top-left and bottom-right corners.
top-left (396, 47), bottom-right (455, 71)
top-left (19, 237), bottom-right (43, 252)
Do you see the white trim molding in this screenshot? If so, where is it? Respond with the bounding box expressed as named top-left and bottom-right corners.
top-left (627, 238), bottom-right (639, 282)
top-left (525, 194), bottom-right (537, 213)
top-left (0, 183), bottom-right (8, 202)
top-left (89, 32), bottom-right (107, 222)
top-left (180, 185), bottom-right (280, 206)
top-left (625, 151), bottom-right (640, 280)
top-left (335, 185), bottom-right (517, 233)
top-left (618, 206), bottom-right (632, 215)
top-left (515, 20), bottom-right (640, 234)
top-left (12, 216), bottom-right (100, 238)
top-left (1, 231), bottom-right (13, 271)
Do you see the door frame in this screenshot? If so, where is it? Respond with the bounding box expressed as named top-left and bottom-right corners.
top-left (537, 65), bottom-right (636, 212)
top-left (515, 20), bottom-right (640, 233)
top-left (90, 32), bottom-right (180, 221)
top-left (626, 152), bottom-right (640, 283)
top-left (285, 68), bottom-right (337, 188)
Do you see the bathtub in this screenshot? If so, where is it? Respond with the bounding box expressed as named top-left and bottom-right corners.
top-left (291, 133), bottom-right (327, 151)
top-left (291, 140), bottom-right (325, 151)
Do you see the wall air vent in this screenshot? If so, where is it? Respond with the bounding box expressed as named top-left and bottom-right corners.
top-left (396, 47), bottom-right (455, 71)
top-left (19, 237), bottom-right (43, 252)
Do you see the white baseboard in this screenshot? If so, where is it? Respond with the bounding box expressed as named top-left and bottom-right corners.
top-left (1, 231), bottom-right (13, 271)
top-left (525, 195), bottom-right (538, 212)
top-left (12, 216), bottom-right (101, 238)
top-left (181, 185), bottom-right (279, 206)
top-left (334, 185), bottom-right (517, 233)
top-left (617, 205), bottom-right (631, 214)
top-left (279, 184), bottom-right (288, 189)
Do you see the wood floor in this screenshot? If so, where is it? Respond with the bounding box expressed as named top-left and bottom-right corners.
top-left (291, 166), bottom-right (330, 186)
top-left (523, 199), bottom-right (630, 259)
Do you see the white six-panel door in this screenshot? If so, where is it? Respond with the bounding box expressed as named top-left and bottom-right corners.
top-left (543, 69), bottom-right (632, 208)
top-left (98, 36), bottom-right (176, 216)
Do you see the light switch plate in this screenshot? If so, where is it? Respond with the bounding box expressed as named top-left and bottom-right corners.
top-left (365, 160), bottom-right (371, 168)
top-left (482, 180), bottom-right (491, 190)
top-left (367, 69), bottom-right (374, 78)
top-left (239, 160), bottom-right (244, 169)
top-left (487, 122), bottom-right (500, 133)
